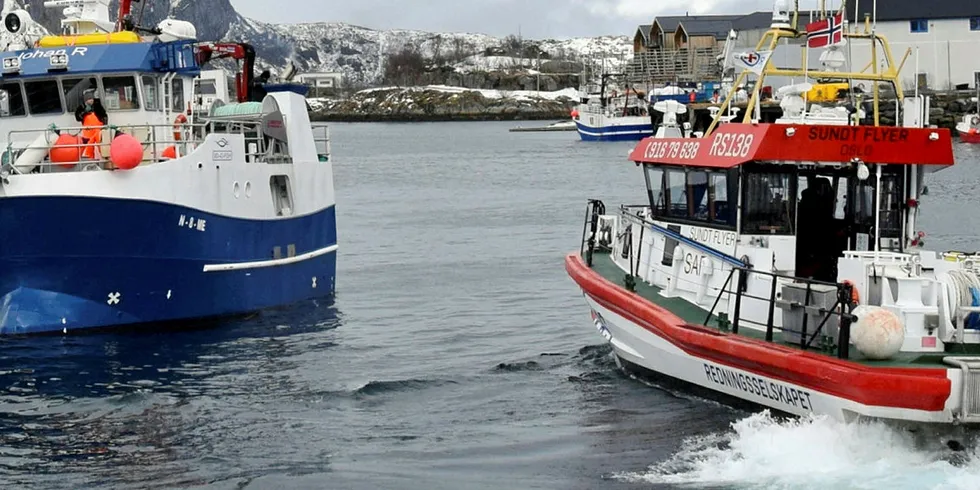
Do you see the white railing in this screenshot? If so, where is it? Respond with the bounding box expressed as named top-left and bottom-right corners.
top-left (2, 119), bottom-right (330, 175)
top-left (313, 125), bottom-right (331, 161)
top-left (3, 123), bottom-right (207, 174)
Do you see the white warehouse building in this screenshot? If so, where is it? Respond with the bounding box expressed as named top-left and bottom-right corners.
top-left (844, 2), bottom-right (980, 90)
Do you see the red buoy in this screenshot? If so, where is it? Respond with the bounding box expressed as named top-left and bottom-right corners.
top-left (109, 133), bottom-right (142, 170)
top-left (49, 133), bottom-right (81, 168)
top-left (161, 145), bottom-right (177, 159)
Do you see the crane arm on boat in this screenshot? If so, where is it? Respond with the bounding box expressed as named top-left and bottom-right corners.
top-left (194, 42), bottom-right (257, 103)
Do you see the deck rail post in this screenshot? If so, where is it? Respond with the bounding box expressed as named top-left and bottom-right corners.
top-left (800, 282), bottom-right (812, 350)
top-left (704, 267), bottom-right (736, 325)
top-left (838, 282), bottom-right (854, 359)
top-left (765, 274), bottom-right (778, 342)
top-left (732, 268), bottom-right (744, 334)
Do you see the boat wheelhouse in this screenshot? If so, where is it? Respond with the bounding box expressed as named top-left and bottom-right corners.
top-left (566, 1), bottom-right (980, 430)
top-left (0, 1), bottom-right (337, 335)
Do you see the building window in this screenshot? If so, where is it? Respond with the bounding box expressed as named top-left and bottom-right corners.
top-left (971, 17), bottom-right (980, 31)
top-left (910, 19), bottom-right (928, 33)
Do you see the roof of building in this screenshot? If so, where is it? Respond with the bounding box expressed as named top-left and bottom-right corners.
top-left (653, 11), bottom-right (771, 37)
top-left (677, 19), bottom-right (738, 40)
top-left (846, 1), bottom-right (980, 22)
top-left (635, 24), bottom-right (652, 42)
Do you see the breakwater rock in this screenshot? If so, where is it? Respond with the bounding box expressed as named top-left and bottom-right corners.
top-left (308, 86), bottom-right (578, 122)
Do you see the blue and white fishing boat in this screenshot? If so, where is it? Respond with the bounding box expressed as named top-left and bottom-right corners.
top-left (572, 74), bottom-right (652, 142)
top-left (0, 0), bottom-right (337, 335)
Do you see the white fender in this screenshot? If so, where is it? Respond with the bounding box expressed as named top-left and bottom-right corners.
top-left (13, 130), bottom-right (55, 173)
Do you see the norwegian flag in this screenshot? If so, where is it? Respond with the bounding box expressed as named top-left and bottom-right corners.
top-left (805, 12), bottom-right (844, 48)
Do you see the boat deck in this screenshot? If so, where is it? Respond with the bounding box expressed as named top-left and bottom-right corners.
top-left (588, 251), bottom-right (980, 368)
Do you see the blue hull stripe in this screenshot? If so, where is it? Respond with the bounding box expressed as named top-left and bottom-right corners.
top-left (0, 196), bottom-right (337, 335)
top-left (575, 121), bottom-right (653, 142)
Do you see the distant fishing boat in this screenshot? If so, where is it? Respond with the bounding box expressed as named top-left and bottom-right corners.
top-left (0, 0), bottom-right (337, 335)
top-left (572, 74), bottom-right (653, 142)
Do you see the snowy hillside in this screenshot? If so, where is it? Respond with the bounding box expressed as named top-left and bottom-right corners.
top-left (0, 0), bottom-right (632, 85)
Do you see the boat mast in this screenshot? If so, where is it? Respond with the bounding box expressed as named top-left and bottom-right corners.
top-left (116, 0), bottom-right (132, 32)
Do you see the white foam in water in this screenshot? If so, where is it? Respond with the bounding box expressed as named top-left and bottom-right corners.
top-left (617, 411), bottom-right (980, 490)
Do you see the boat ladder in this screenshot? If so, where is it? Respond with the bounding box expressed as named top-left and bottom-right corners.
top-left (943, 357), bottom-right (980, 423)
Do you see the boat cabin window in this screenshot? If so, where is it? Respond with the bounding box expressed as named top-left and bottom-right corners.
top-left (644, 165), bottom-right (666, 214)
top-left (710, 172), bottom-right (732, 225)
top-left (142, 76), bottom-right (160, 111)
top-left (0, 82), bottom-right (26, 117)
top-left (62, 77), bottom-right (97, 113)
top-left (171, 78), bottom-right (185, 112)
top-left (851, 169), bottom-right (904, 245)
top-left (24, 80), bottom-right (63, 115)
top-left (741, 169), bottom-right (796, 235)
top-left (667, 169), bottom-right (687, 216)
top-left (197, 79), bottom-right (217, 96)
top-left (101, 76), bottom-right (140, 111)
top-left (643, 165), bottom-right (736, 228)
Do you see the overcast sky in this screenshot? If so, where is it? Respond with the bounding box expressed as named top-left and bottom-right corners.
top-left (231, 0), bottom-right (777, 38)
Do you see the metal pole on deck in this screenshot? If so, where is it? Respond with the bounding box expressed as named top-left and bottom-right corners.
top-left (874, 163), bottom-right (882, 257)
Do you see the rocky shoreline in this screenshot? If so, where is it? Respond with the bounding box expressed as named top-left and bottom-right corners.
top-left (308, 86), bottom-right (577, 123)
top-left (308, 86), bottom-right (977, 128)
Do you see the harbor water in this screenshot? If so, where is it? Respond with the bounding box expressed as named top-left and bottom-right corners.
top-left (2, 122), bottom-right (980, 489)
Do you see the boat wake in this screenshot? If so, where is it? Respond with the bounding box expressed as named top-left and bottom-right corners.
top-left (615, 411), bottom-right (980, 490)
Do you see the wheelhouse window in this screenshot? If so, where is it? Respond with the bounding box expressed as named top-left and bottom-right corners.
top-left (643, 165), bottom-right (736, 228)
top-left (23, 80), bottom-right (63, 115)
top-left (742, 170), bottom-right (795, 235)
top-left (62, 77), bottom-right (97, 113)
top-left (141, 75), bottom-right (160, 111)
top-left (196, 79), bottom-right (217, 96)
top-left (172, 78), bottom-right (185, 112)
top-left (689, 171), bottom-right (710, 220)
top-left (710, 172), bottom-right (732, 225)
top-left (666, 168), bottom-right (687, 217)
top-left (644, 165), bottom-right (666, 215)
top-left (101, 76), bottom-right (140, 110)
top-left (0, 82), bottom-right (26, 117)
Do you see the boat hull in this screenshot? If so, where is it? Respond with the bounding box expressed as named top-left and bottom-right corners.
top-left (575, 118), bottom-right (653, 142)
top-left (956, 126), bottom-right (980, 144)
top-left (0, 196), bottom-right (337, 335)
top-left (565, 253), bottom-right (964, 425)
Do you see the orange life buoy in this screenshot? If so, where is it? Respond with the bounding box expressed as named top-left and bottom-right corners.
top-left (842, 280), bottom-right (860, 305)
top-left (173, 113), bottom-right (188, 141)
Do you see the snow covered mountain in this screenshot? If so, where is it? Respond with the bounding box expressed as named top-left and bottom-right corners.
top-left (2, 0), bottom-right (631, 86)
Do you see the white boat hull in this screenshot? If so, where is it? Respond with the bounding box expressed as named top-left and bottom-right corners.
top-left (582, 292), bottom-right (962, 425)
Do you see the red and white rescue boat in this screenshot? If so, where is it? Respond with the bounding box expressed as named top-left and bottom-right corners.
top-left (567, 3), bottom-right (980, 433)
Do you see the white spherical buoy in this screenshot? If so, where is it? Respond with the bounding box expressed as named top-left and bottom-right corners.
top-left (850, 305), bottom-right (905, 360)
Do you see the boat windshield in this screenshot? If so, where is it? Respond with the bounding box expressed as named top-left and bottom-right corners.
top-left (63, 77), bottom-right (98, 113)
top-left (102, 76), bottom-right (141, 111)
